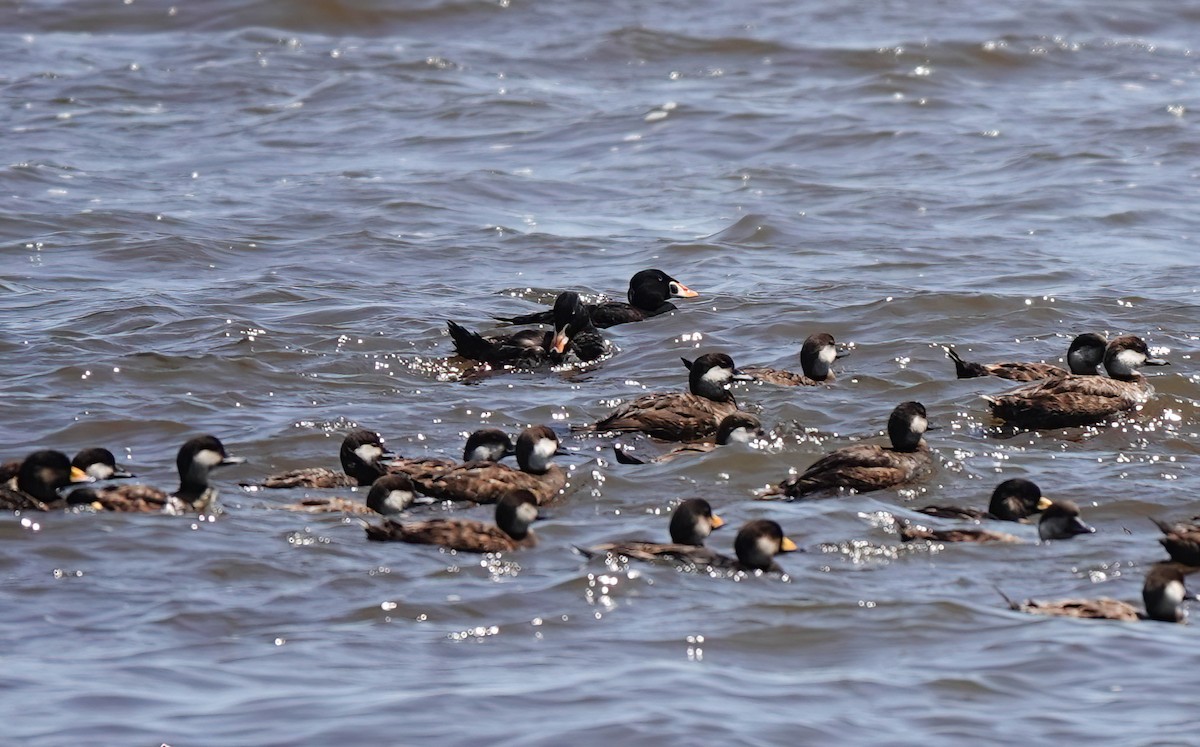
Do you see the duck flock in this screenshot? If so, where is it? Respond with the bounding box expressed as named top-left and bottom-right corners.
top-left (3, 268), bottom-right (1195, 623)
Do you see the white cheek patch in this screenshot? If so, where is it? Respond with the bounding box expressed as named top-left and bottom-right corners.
top-left (87, 464), bottom-right (114, 480)
top-left (534, 438), bottom-right (557, 461)
top-left (355, 444), bottom-right (383, 464)
top-left (516, 502), bottom-right (539, 524)
top-left (383, 490), bottom-right (413, 512)
top-left (756, 535), bottom-right (776, 558)
top-left (694, 517), bottom-right (712, 539)
top-left (1113, 349), bottom-right (1145, 374)
top-left (195, 449), bottom-right (223, 468)
top-left (818, 346), bottom-right (838, 365)
top-left (729, 427), bottom-right (754, 444)
top-left (910, 415), bottom-right (928, 434)
top-left (702, 365), bottom-right (732, 384)
top-left (1165, 580), bottom-right (1186, 607)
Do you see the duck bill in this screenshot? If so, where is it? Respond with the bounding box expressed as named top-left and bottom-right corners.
top-left (669, 280), bottom-right (699, 299)
top-left (710, 513), bottom-right (726, 530)
top-left (111, 467), bottom-right (137, 479)
top-left (550, 330), bottom-right (570, 354)
top-left (780, 536), bottom-right (798, 553)
top-left (69, 466), bottom-right (94, 483)
top-left (219, 456), bottom-right (247, 467)
top-left (1145, 357), bottom-right (1170, 366)
top-left (730, 368), bottom-right (756, 382)
top-left (1036, 496), bottom-right (1053, 511)
top-left (835, 349), bottom-right (851, 360)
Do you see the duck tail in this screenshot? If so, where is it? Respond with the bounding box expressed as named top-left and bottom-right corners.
top-left (492, 309), bottom-right (551, 326)
top-left (944, 346), bottom-right (986, 378)
top-left (1149, 516), bottom-right (1176, 535)
top-left (572, 544), bottom-right (597, 559)
top-left (611, 443), bottom-right (647, 465)
top-left (446, 320), bottom-right (494, 360)
top-left (993, 584), bottom-right (1020, 611)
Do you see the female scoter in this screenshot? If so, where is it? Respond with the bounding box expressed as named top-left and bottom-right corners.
top-left (759, 401), bottom-right (932, 500)
top-left (945, 332), bottom-right (1107, 382)
top-left (743, 332), bottom-right (847, 386)
top-left (244, 429), bottom-right (392, 489)
top-left (277, 474), bottom-right (422, 516)
top-left (364, 490), bottom-right (540, 553)
top-left (417, 425), bottom-right (567, 505)
top-left (899, 500), bottom-right (1094, 544)
top-left (580, 498), bottom-right (726, 564)
top-left (495, 269), bottom-right (699, 329)
top-left (915, 478), bottom-right (1051, 523)
top-left (1001, 562), bottom-right (1196, 623)
top-left (0, 451), bottom-right (91, 511)
top-left (1150, 517), bottom-right (1200, 566)
top-left (985, 335), bottom-right (1169, 429)
top-left (576, 352), bottom-right (754, 442)
top-left (611, 412), bottom-right (763, 465)
top-left (72, 435), bottom-right (244, 514)
top-left (448, 291), bottom-right (606, 368)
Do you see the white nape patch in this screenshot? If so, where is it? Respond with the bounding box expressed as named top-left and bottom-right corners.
top-left (515, 502), bottom-right (539, 524)
top-left (382, 490), bottom-right (413, 513)
top-left (756, 535), bottom-right (777, 559)
top-left (818, 346), bottom-right (838, 364)
top-left (194, 449), bottom-right (223, 468)
top-left (728, 427), bottom-right (755, 444)
top-left (702, 365), bottom-right (733, 383)
top-left (910, 415), bottom-right (928, 434)
top-left (355, 444), bottom-right (384, 464)
top-left (1112, 349), bottom-right (1146, 376)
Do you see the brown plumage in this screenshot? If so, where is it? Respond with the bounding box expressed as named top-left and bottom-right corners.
top-left (898, 520), bottom-right (1020, 544)
top-left (78, 435), bottom-right (244, 514)
top-left (743, 332), bottom-right (845, 387)
top-left (0, 451), bottom-right (91, 511)
top-left (1001, 563), bottom-right (1197, 623)
top-left (1151, 517), bottom-right (1200, 566)
top-left (576, 353), bottom-right (753, 442)
top-left (611, 413), bottom-right (763, 465)
top-left (903, 500), bottom-right (1092, 544)
top-left (985, 335), bottom-right (1168, 429)
top-left (364, 491), bottom-right (539, 553)
top-left (760, 402), bottom-right (932, 500)
top-left (419, 425), bottom-right (566, 505)
top-left (581, 499), bottom-right (726, 565)
top-left (244, 429), bottom-right (391, 489)
top-left (916, 478), bottom-right (1051, 523)
top-left (945, 333), bottom-right (1107, 382)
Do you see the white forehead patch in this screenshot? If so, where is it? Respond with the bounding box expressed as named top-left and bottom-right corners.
top-left (515, 502), bottom-right (539, 524)
top-left (355, 444), bottom-right (384, 464)
top-left (702, 365), bottom-right (733, 383)
top-left (818, 346), bottom-right (838, 364)
top-left (909, 415), bottom-right (928, 434)
top-left (195, 449), bottom-right (223, 468)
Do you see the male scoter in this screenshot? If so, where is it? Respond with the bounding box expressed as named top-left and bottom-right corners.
top-left (1, 447), bottom-right (135, 484)
top-left (759, 401), bottom-right (932, 500)
top-left (0, 451), bottom-right (91, 511)
top-left (495, 269), bottom-right (698, 329)
top-left (416, 425), bottom-right (567, 505)
top-left (945, 332), bottom-right (1107, 382)
top-left (985, 335), bottom-right (1169, 429)
top-left (72, 435), bottom-right (244, 514)
top-left (364, 490), bottom-right (540, 553)
top-left (915, 478), bottom-right (1052, 523)
top-left (576, 352), bottom-right (754, 442)
top-left (742, 332), bottom-right (847, 386)
top-left (1001, 562), bottom-right (1197, 623)
top-left (448, 291), bottom-right (606, 368)
top-left (579, 498), bottom-right (726, 564)
top-left (612, 412), bottom-right (763, 465)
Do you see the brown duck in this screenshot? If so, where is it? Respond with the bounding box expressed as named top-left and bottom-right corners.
top-left (742, 332), bottom-right (847, 386)
top-left (364, 490), bottom-right (540, 553)
top-left (899, 500), bottom-right (1094, 544)
top-left (0, 451), bottom-right (92, 511)
top-left (915, 478), bottom-right (1052, 523)
top-left (1001, 562), bottom-right (1197, 623)
top-left (579, 498), bottom-right (726, 564)
top-left (611, 412), bottom-right (763, 465)
top-left (417, 425), bottom-right (567, 505)
top-left (945, 332), bottom-right (1107, 382)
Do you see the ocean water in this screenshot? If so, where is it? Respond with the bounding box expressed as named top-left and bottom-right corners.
top-left (3, 0), bottom-right (1200, 743)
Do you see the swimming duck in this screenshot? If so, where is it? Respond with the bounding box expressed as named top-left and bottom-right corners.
top-left (742, 332), bottom-right (847, 386)
top-left (759, 401), bottom-right (932, 500)
top-left (73, 435), bottom-right (244, 514)
top-left (364, 490), bottom-right (540, 553)
top-left (494, 269), bottom-right (698, 329)
top-left (71, 448), bottom-right (136, 480)
top-left (731, 519), bottom-right (799, 573)
top-left (0, 451), bottom-right (92, 511)
top-left (985, 335), bottom-right (1169, 429)
top-left (899, 500), bottom-right (1094, 544)
top-left (416, 425), bottom-right (567, 505)
top-left (276, 474), bottom-right (421, 516)
top-left (244, 429), bottom-right (393, 489)
top-left (579, 498), bottom-right (726, 564)
top-left (611, 412), bottom-right (764, 465)
top-left (1001, 562), bottom-right (1197, 623)
top-left (1151, 517), bottom-right (1200, 566)
top-left (915, 478), bottom-right (1052, 523)
top-left (576, 352), bottom-right (754, 442)
top-left (945, 332), bottom-right (1107, 382)
top-left (448, 291), bottom-right (606, 368)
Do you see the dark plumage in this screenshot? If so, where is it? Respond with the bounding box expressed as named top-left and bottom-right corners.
top-left (72, 448), bottom-right (136, 480)
top-left (448, 291), bottom-right (607, 368)
top-left (611, 412), bottom-right (763, 465)
top-left (731, 519), bottom-right (798, 573)
top-left (900, 500), bottom-right (1093, 544)
top-left (580, 498), bottom-right (726, 564)
top-left (915, 478), bottom-right (1051, 523)
top-left (417, 425), bottom-right (567, 505)
top-left (743, 332), bottom-right (847, 386)
top-left (0, 451), bottom-right (91, 511)
top-left (364, 490), bottom-right (540, 553)
top-left (760, 402), bottom-right (932, 500)
top-left (945, 332), bottom-right (1107, 382)
top-left (1002, 563), bottom-right (1197, 623)
top-left (244, 429), bottom-right (392, 489)
top-left (985, 335), bottom-right (1169, 429)
top-left (73, 435), bottom-right (244, 514)
top-left (1151, 517), bottom-right (1200, 567)
top-left (494, 269), bottom-right (698, 328)
top-left (576, 352), bottom-right (754, 442)
top-left (276, 474), bottom-right (419, 516)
